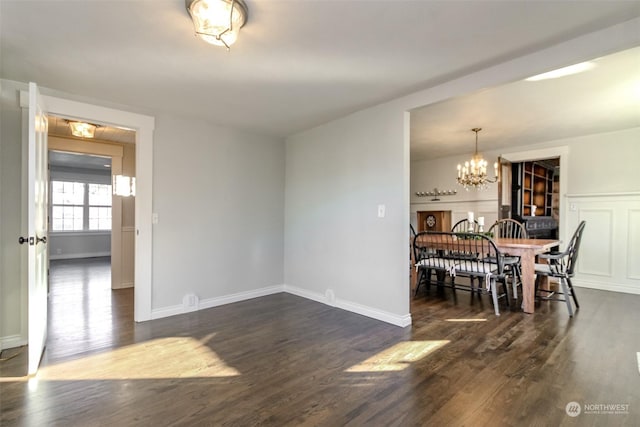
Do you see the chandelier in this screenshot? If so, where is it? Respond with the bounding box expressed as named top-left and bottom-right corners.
top-left (456, 128), bottom-right (498, 190)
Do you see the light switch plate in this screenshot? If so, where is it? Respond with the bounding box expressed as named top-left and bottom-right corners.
top-left (378, 204), bottom-right (386, 218)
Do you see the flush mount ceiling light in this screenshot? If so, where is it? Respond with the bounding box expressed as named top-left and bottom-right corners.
top-left (186, 0), bottom-right (248, 50)
top-left (67, 121), bottom-right (97, 138)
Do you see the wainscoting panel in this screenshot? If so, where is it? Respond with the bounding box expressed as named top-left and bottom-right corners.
top-left (578, 209), bottom-right (613, 277)
top-left (566, 193), bottom-right (640, 294)
top-left (628, 209), bottom-right (640, 280)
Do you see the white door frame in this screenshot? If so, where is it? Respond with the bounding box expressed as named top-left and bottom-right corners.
top-left (42, 96), bottom-right (155, 322)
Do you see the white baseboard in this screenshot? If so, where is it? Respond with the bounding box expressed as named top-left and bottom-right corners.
top-left (0, 334), bottom-right (27, 351)
top-left (150, 284), bottom-right (412, 328)
top-left (50, 251), bottom-right (111, 260)
top-left (150, 285), bottom-right (285, 320)
top-left (113, 282), bottom-right (134, 289)
top-left (284, 285), bottom-right (412, 328)
top-left (199, 285), bottom-right (285, 310)
top-left (283, 284), bottom-right (328, 305)
top-left (336, 299), bottom-right (412, 328)
top-left (573, 279), bottom-right (640, 295)
top-left (150, 304), bottom-right (184, 320)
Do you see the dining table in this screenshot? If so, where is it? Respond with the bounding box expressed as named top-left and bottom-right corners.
top-left (493, 237), bottom-right (559, 314)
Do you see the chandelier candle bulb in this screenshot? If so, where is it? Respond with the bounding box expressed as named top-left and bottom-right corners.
top-left (468, 212), bottom-right (474, 223)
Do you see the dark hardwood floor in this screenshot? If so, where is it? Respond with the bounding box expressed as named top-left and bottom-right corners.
top-left (1, 257), bottom-right (639, 426)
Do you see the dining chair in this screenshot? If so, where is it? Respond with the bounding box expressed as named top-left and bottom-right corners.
top-left (410, 224), bottom-right (418, 292)
top-left (412, 231), bottom-right (451, 295)
top-left (489, 218), bottom-right (527, 239)
top-left (489, 218), bottom-right (528, 300)
top-left (413, 231), bottom-right (512, 315)
top-left (451, 219), bottom-right (479, 233)
top-left (449, 232), bottom-right (511, 316)
top-left (450, 219), bottom-right (481, 289)
top-left (534, 221), bottom-right (586, 317)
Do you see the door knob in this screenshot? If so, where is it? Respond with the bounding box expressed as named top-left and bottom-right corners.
top-left (36, 236), bottom-right (47, 245)
top-left (18, 236), bottom-right (34, 245)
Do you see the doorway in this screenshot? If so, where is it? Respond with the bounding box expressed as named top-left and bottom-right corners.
top-left (40, 94), bottom-right (155, 322)
top-left (499, 156), bottom-right (561, 240)
top-left (45, 119), bottom-right (137, 363)
top-left (47, 116), bottom-right (137, 291)
top-left (500, 146), bottom-right (569, 245)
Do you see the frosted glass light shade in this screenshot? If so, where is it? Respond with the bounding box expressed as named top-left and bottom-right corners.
top-left (186, 0), bottom-right (248, 48)
top-left (69, 121), bottom-right (96, 138)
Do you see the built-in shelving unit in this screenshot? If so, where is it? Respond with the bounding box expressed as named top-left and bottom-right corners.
top-left (521, 161), bottom-right (554, 216)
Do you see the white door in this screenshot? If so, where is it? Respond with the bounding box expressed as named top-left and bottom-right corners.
top-left (24, 82), bottom-right (49, 375)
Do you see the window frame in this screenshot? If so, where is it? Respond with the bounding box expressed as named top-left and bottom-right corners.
top-left (50, 177), bottom-right (113, 233)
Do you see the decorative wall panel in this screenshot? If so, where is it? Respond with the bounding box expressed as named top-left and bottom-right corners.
top-left (578, 209), bottom-right (613, 277)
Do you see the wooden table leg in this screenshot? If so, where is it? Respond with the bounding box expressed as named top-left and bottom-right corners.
top-left (520, 248), bottom-right (536, 314)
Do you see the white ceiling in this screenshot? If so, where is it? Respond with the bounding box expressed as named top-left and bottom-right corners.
top-left (1, 0), bottom-right (639, 144)
top-left (411, 46), bottom-right (640, 160)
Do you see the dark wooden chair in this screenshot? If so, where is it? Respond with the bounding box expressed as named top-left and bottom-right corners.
top-left (413, 231), bottom-right (511, 315)
top-left (451, 218), bottom-right (479, 233)
top-left (535, 221), bottom-right (586, 317)
top-left (489, 218), bottom-right (527, 300)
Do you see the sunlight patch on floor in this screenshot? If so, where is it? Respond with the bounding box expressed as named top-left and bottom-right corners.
top-left (345, 340), bottom-right (449, 373)
top-left (35, 337), bottom-right (241, 380)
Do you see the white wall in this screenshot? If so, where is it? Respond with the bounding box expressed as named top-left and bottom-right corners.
top-left (151, 113), bottom-right (285, 316)
top-left (285, 107), bottom-right (411, 326)
top-left (560, 128), bottom-right (640, 294)
top-left (49, 232), bottom-right (111, 260)
top-left (410, 149), bottom-right (502, 231)
top-left (565, 128), bottom-right (639, 194)
top-left (0, 80), bottom-right (27, 349)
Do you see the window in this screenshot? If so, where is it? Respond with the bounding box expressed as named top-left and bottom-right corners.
top-left (88, 183), bottom-right (112, 230)
top-left (51, 181), bottom-right (112, 231)
top-left (51, 181), bottom-right (85, 231)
